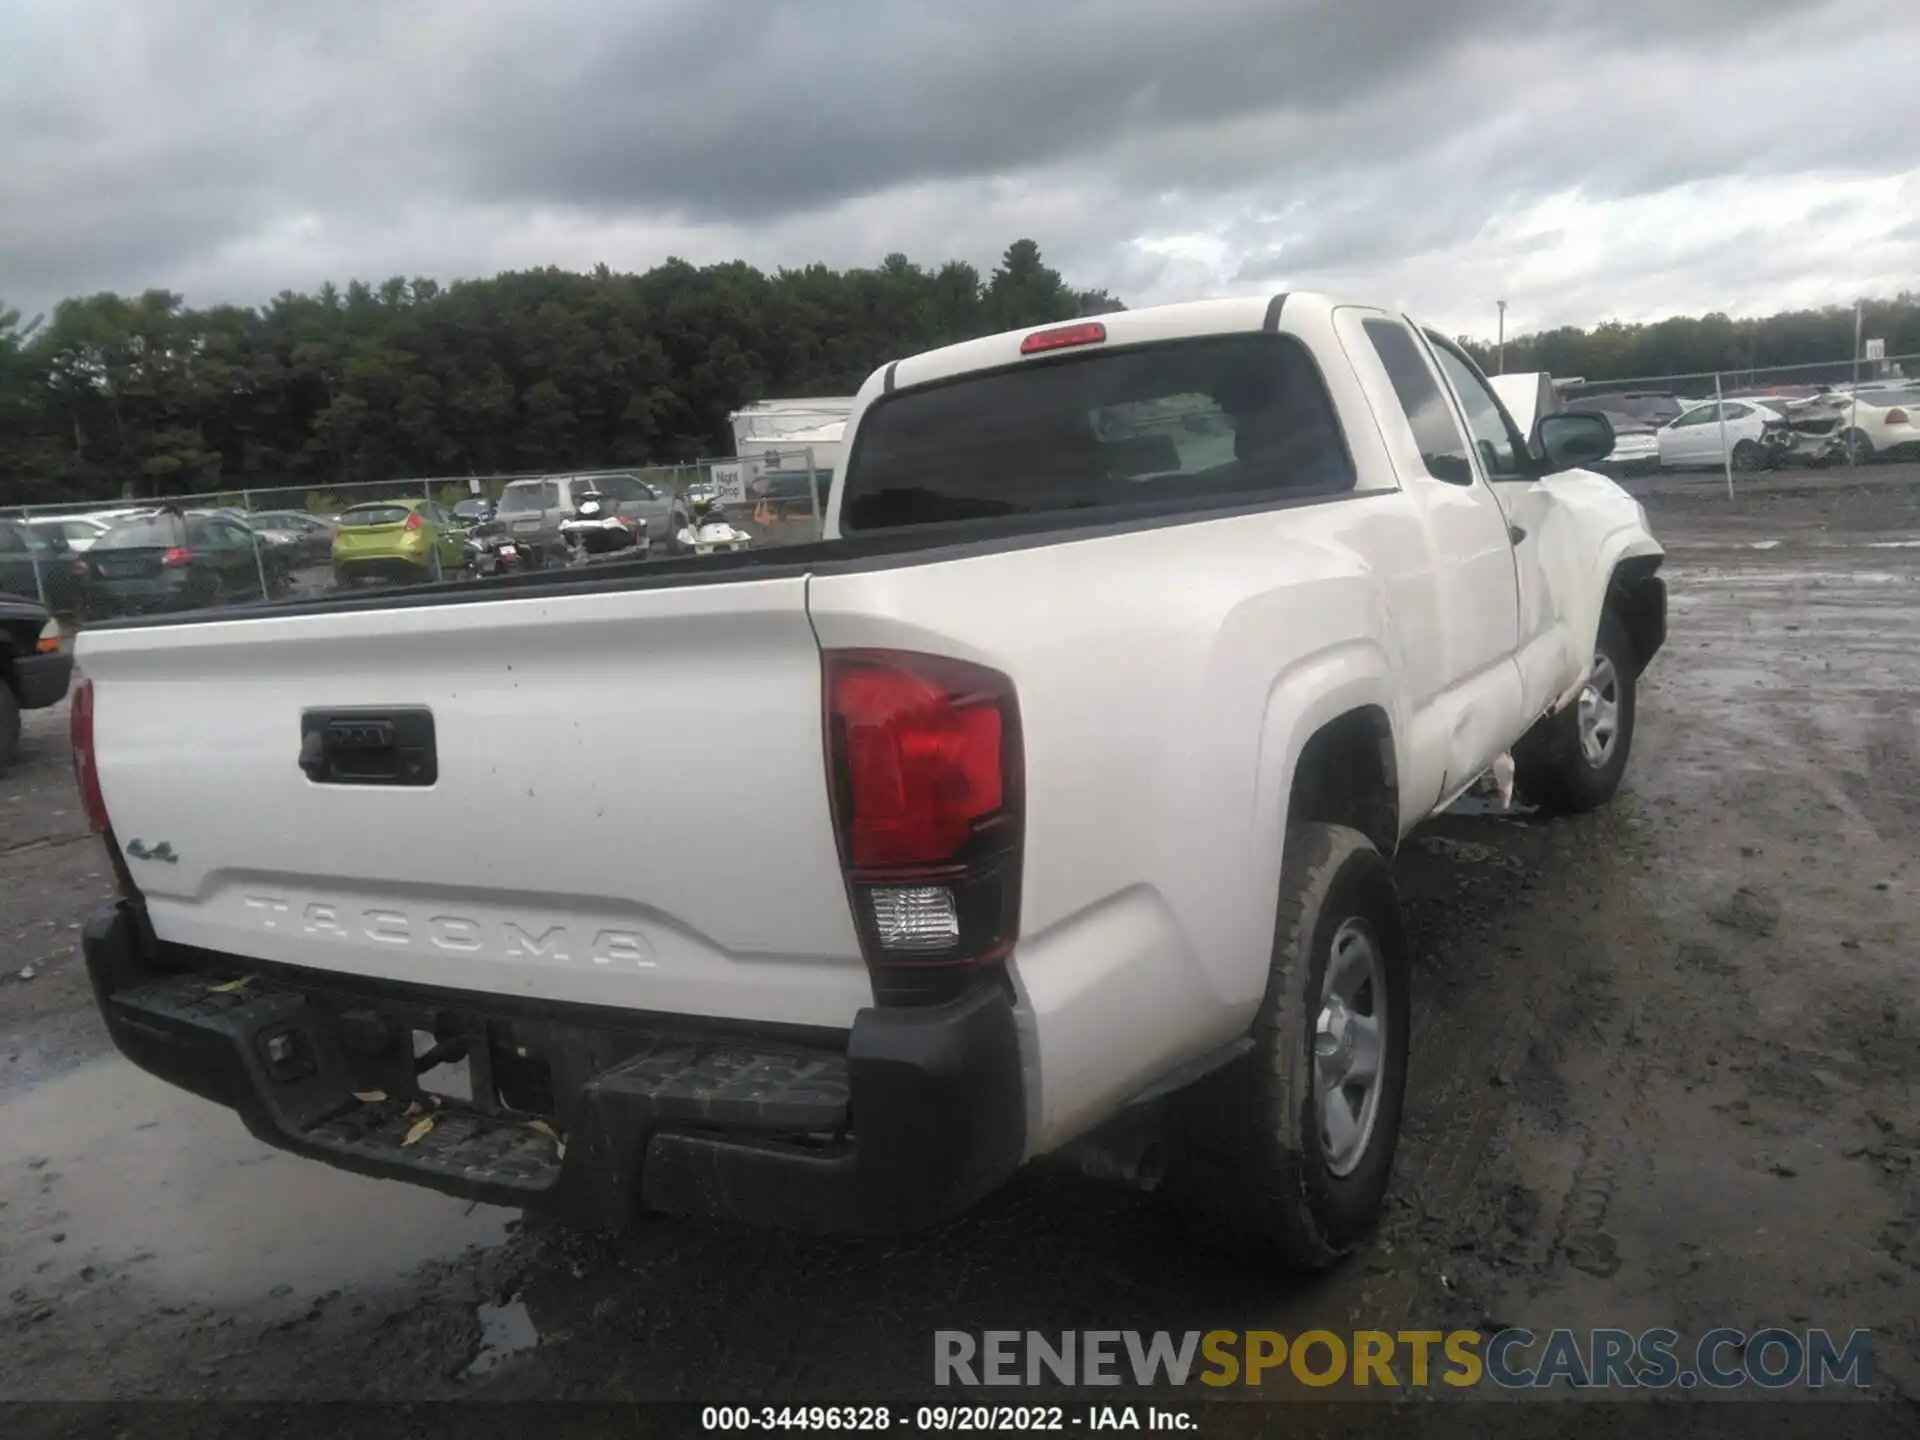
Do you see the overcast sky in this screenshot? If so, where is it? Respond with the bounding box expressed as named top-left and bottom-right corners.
top-left (3, 0), bottom-right (1916, 340)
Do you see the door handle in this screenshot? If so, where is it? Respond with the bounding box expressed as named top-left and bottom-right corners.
top-left (1508, 524), bottom-right (1528, 545)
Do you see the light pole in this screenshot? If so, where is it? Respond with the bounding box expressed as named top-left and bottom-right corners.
top-left (1496, 300), bottom-right (1508, 375)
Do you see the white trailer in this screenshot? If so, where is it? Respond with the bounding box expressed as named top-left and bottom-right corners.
top-left (729, 398), bottom-right (855, 477)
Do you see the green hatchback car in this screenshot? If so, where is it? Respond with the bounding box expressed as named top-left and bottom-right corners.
top-left (331, 499), bottom-right (466, 587)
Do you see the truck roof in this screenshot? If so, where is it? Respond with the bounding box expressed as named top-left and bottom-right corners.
top-left (876, 292), bottom-right (1341, 396)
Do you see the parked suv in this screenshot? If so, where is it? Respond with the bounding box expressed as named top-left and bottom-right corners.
top-left (494, 473), bottom-right (690, 560)
top-left (74, 510), bottom-right (291, 613)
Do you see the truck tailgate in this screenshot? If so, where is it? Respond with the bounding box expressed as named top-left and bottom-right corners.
top-left (76, 577), bottom-right (871, 1028)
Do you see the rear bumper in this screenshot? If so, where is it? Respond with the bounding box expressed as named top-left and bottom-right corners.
top-left (85, 575), bottom-right (194, 611)
top-left (9, 649), bottom-right (74, 709)
top-left (82, 902), bottom-right (1026, 1234)
top-left (333, 556), bottom-right (435, 584)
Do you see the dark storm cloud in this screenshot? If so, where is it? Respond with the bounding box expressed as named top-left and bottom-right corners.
top-left (1, 0), bottom-right (1915, 322)
top-left (436, 0), bottom-right (1846, 223)
top-left (448, 0), bottom-right (1517, 220)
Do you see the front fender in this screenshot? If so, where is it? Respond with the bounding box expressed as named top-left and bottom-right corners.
top-left (1536, 472), bottom-right (1665, 711)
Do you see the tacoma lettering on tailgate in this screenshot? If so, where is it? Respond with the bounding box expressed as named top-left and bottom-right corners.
top-left (240, 894), bottom-right (657, 968)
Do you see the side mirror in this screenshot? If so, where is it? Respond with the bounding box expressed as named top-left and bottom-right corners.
top-left (1535, 411), bottom-right (1616, 473)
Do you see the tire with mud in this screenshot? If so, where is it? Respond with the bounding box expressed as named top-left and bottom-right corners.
top-left (1165, 823), bottom-right (1410, 1270)
top-left (1516, 611), bottom-right (1637, 813)
top-left (0, 680), bottom-right (20, 771)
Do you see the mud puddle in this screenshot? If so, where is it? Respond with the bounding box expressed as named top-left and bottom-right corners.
top-left (0, 1057), bottom-right (513, 1308)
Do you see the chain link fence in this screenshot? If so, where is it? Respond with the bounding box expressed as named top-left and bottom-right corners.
top-left (0, 452), bottom-right (829, 620)
top-left (1553, 350), bottom-right (1920, 494)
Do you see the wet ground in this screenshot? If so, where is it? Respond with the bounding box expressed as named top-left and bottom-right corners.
top-left (1, 469), bottom-right (1917, 1430)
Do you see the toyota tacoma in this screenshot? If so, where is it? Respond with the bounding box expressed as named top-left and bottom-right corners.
top-left (71, 294), bottom-right (1663, 1268)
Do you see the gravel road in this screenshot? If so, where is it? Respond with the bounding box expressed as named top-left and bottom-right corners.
top-left (2, 472), bottom-right (1917, 1432)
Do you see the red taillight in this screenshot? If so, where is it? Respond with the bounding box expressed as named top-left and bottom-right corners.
top-left (72, 558), bottom-right (89, 575)
top-left (831, 664), bottom-right (1002, 866)
top-left (405, 510), bottom-right (424, 530)
top-left (71, 678), bottom-right (142, 902)
top-left (1020, 321), bottom-right (1107, 355)
top-left (825, 652), bottom-right (1023, 1005)
top-left (70, 678), bottom-right (109, 834)
top-left (1887, 408), bottom-right (1909, 426)
top-left (160, 547), bottom-right (194, 568)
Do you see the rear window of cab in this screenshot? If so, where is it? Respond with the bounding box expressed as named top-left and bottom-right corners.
top-left (839, 334), bottom-right (1353, 533)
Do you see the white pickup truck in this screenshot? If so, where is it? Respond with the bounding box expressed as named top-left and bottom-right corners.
top-left (72, 294), bottom-right (1664, 1269)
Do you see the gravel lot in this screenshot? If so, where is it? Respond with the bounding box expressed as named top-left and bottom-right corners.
top-left (2, 469), bottom-right (1917, 1431)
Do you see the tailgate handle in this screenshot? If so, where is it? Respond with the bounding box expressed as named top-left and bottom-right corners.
top-left (300, 709), bottom-right (437, 787)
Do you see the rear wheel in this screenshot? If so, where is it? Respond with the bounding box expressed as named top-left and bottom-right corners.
top-left (1166, 823), bottom-right (1409, 1270)
top-left (1515, 611), bottom-right (1636, 813)
top-left (1731, 439), bottom-right (1762, 472)
top-left (0, 682), bottom-right (20, 771)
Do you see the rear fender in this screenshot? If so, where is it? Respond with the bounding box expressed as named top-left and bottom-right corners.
top-left (1248, 639), bottom-right (1402, 963)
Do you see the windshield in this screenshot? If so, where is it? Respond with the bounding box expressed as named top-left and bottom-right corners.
top-left (340, 505), bottom-right (412, 527)
top-left (839, 335), bottom-right (1352, 532)
top-left (93, 515), bottom-right (188, 550)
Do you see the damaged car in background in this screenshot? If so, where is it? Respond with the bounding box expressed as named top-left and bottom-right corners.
top-left (1831, 387), bottom-right (1920, 463)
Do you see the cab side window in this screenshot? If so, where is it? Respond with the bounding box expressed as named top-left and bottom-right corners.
top-left (1427, 339), bottom-right (1531, 481)
top-left (1363, 318), bottom-right (1474, 485)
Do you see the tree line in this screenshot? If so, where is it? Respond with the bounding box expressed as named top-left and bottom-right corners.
top-left (1460, 294), bottom-right (1920, 389)
top-left (3, 237), bottom-right (1914, 507)
top-left (0, 240), bottom-right (1122, 506)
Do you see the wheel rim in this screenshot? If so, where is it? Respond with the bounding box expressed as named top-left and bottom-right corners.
top-left (1314, 917), bottom-right (1387, 1178)
top-left (1577, 651), bottom-right (1621, 767)
top-left (1848, 430), bottom-right (1872, 463)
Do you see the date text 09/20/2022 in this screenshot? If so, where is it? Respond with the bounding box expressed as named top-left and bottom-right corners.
top-left (701, 1406), bottom-right (1193, 1432)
